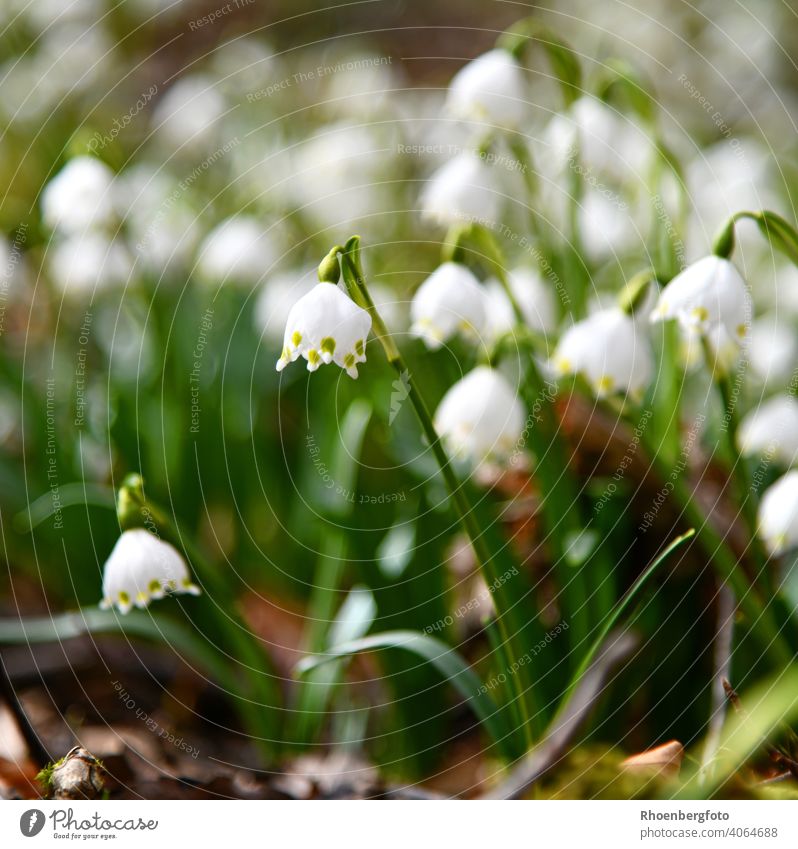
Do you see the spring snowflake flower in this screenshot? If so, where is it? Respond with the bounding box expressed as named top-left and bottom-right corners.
top-left (484, 268), bottom-right (556, 341)
top-left (410, 262), bottom-right (486, 350)
top-left (434, 366), bottom-right (525, 468)
top-left (420, 152), bottom-right (500, 228)
top-left (100, 528), bottom-right (200, 614)
top-left (758, 470), bottom-right (798, 556)
top-left (197, 216), bottom-right (275, 285)
top-left (650, 255), bottom-right (751, 344)
top-left (738, 394), bottom-right (798, 466)
top-left (276, 283), bottom-right (372, 378)
top-left (49, 234), bottom-right (133, 295)
top-left (447, 49), bottom-right (526, 130)
top-left (552, 307), bottom-right (653, 398)
top-left (42, 156), bottom-right (115, 234)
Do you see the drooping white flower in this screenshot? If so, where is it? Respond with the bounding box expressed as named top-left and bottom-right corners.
top-left (747, 314), bottom-right (798, 386)
top-left (100, 528), bottom-right (200, 614)
top-left (276, 283), bottom-right (372, 378)
top-left (48, 234), bottom-right (133, 295)
top-left (420, 152), bottom-right (500, 228)
top-left (447, 49), bottom-right (526, 130)
top-left (484, 268), bottom-right (556, 341)
top-left (410, 262), bottom-right (486, 350)
top-left (197, 216), bottom-right (275, 285)
top-left (758, 470), bottom-right (798, 556)
top-left (254, 267), bottom-right (317, 342)
top-left (650, 255), bottom-right (752, 344)
top-left (738, 395), bottom-right (798, 466)
top-left (552, 307), bottom-right (653, 398)
top-left (434, 366), bottom-right (525, 468)
top-left (152, 75), bottom-right (225, 151)
top-left (42, 156), bottom-right (115, 234)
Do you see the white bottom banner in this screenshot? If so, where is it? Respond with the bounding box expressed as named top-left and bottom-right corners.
top-left (0, 800), bottom-right (795, 848)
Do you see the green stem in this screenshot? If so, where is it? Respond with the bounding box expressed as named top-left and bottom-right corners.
top-left (339, 239), bottom-right (539, 749)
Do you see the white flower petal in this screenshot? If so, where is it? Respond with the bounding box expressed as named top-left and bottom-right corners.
top-left (410, 262), bottom-right (486, 349)
top-left (552, 308), bottom-right (652, 398)
top-left (758, 470), bottom-right (798, 556)
top-left (276, 282), bottom-right (372, 379)
top-left (434, 366), bottom-right (526, 470)
top-left (738, 394), bottom-right (798, 466)
top-left (447, 49), bottom-right (526, 130)
top-left (101, 529), bottom-right (200, 614)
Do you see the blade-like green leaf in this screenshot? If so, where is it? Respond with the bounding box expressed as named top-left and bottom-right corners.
top-left (296, 629), bottom-right (515, 758)
top-left (0, 608), bottom-right (235, 693)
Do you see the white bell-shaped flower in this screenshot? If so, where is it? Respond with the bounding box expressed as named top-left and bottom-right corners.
top-left (447, 49), bottom-right (526, 130)
top-left (420, 152), bottom-right (500, 228)
top-left (758, 470), bottom-right (798, 556)
top-left (434, 366), bottom-right (525, 468)
top-left (410, 262), bottom-right (486, 350)
top-left (42, 156), bottom-right (115, 234)
top-left (276, 282), bottom-right (372, 378)
top-left (552, 307), bottom-right (653, 398)
top-left (48, 233), bottom-right (133, 296)
top-left (484, 268), bottom-right (556, 341)
top-left (747, 314), bottom-right (798, 386)
top-left (197, 216), bottom-right (276, 285)
top-left (100, 528), bottom-right (200, 614)
top-left (650, 255), bottom-right (752, 343)
top-left (738, 394), bottom-right (798, 466)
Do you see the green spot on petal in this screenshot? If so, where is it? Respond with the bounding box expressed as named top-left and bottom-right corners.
top-left (344, 353), bottom-right (355, 368)
top-left (308, 349), bottom-right (320, 365)
top-left (291, 331), bottom-right (302, 346)
top-left (321, 337), bottom-right (336, 355)
top-left (355, 339), bottom-right (365, 357)
top-left (149, 579), bottom-right (162, 593)
top-left (118, 591), bottom-right (130, 606)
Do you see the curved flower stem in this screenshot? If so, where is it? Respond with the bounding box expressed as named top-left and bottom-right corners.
top-left (339, 238), bottom-right (540, 749)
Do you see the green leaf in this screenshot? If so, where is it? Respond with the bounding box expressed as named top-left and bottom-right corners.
top-left (296, 630), bottom-right (516, 758)
top-left (0, 608), bottom-right (235, 691)
top-left (557, 529), bottom-right (695, 711)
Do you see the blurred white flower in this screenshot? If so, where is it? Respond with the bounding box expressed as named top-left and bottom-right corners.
top-left (100, 528), bottom-right (200, 614)
top-left (197, 216), bottom-right (275, 285)
top-left (578, 188), bottom-right (642, 260)
top-left (115, 166), bottom-right (200, 275)
top-left (758, 470), bottom-right (798, 556)
top-left (48, 234), bottom-right (133, 295)
top-left (290, 122), bottom-right (395, 230)
top-left (746, 314), bottom-right (798, 386)
top-left (651, 255), bottom-right (751, 346)
top-left (254, 267), bottom-right (317, 342)
top-left (738, 394), bottom-right (798, 466)
top-left (543, 95), bottom-right (654, 182)
top-left (420, 152), bottom-right (500, 228)
top-left (552, 307), bottom-right (653, 398)
top-left (276, 283), bottom-right (372, 378)
top-left (410, 262), bottom-right (486, 350)
top-left (42, 156), bottom-right (115, 234)
top-left (434, 366), bottom-right (525, 468)
top-left (447, 49), bottom-right (526, 130)
top-left (484, 268), bottom-right (556, 342)
top-left (152, 75), bottom-right (226, 151)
